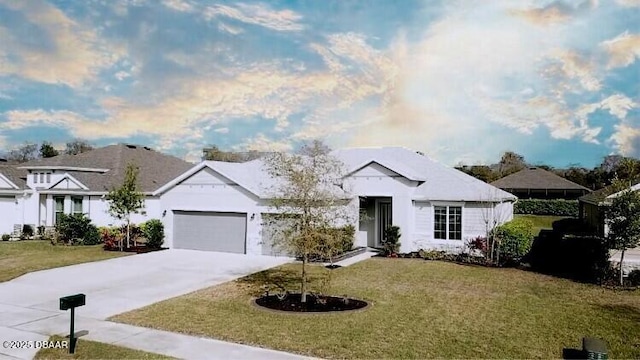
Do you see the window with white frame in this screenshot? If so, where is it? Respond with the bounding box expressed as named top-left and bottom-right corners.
top-left (34, 173), bottom-right (38, 184)
top-left (39, 173), bottom-right (44, 183)
top-left (434, 205), bottom-right (462, 240)
top-left (54, 196), bottom-right (64, 224)
top-left (46, 172), bottom-right (51, 183)
top-left (72, 197), bottom-right (83, 215)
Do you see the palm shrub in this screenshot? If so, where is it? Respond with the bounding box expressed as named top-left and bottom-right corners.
top-left (382, 225), bottom-right (401, 256)
top-left (142, 219), bottom-right (165, 249)
top-left (492, 218), bottom-right (534, 266)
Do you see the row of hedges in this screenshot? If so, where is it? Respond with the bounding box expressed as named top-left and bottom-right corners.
top-left (514, 199), bottom-right (579, 217)
top-left (52, 214), bottom-right (164, 249)
top-left (100, 219), bottom-right (165, 250)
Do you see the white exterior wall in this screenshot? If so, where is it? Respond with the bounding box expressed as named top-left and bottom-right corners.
top-left (159, 167), bottom-right (267, 255)
top-left (345, 163), bottom-right (419, 253)
top-left (409, 201), bottom-right (514, 253)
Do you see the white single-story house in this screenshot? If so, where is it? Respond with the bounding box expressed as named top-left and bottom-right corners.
top-left (0, 144), bottom-right (193, 236)
top-left (1, 145), bottom-right (516, 255)
top-left (154, 147), bottom-right (516, 255)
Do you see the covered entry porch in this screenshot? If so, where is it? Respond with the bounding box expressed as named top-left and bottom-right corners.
top-left (357, 196), bottom-right (392, 248)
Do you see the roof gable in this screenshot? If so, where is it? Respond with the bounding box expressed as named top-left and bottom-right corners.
top-left (348, 161), bottom-right (410, 179)
top-left (47, 173), bottom-right (88, 190)
top-left (0, 173), bottom-right (18, 189)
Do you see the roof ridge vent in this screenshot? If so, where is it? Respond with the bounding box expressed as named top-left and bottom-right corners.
top-left (143, 146), bottom-right (151, 151)
top-left (125, 144), bottom-right (137, 149)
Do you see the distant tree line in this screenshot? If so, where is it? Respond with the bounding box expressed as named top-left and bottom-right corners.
top-left (0, 139), bottom-right (94, 163)
top-left (456, 151), bottom-right (640, 191)
top-left (202, 145), bottom-right (266, 163)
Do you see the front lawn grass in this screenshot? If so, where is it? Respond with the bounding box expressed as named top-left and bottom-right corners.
top-left (514, 214), bottom-right (570, 236)
top-left (112, 259), bottom-right (640, 359)
top-left (0, 240), bottom-right (130, 282)
top-left (34, 335), bottom-right (173, 359)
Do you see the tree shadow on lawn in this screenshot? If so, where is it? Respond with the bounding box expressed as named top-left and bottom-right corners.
top-left (237, 267), bottom-right (323, 296)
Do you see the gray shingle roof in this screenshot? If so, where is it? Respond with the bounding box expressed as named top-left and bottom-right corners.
top-left (19, 144), bottom-right (193, 192)
top-left (491, 167), bottom-right (590, 191)
top-left (0, 165), bottom-right (27, 188)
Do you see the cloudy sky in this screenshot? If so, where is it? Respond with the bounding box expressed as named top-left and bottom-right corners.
top-left (0, 0), bottom-right (638, 167)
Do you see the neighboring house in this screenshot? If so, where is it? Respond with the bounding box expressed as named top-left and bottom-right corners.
top-left (155, 147), bottom-right (516, 255)
top-left (491, 167), bottom-right (591, 200)
top-left (0, 144), bottom-right (193, 236)
top-left (579, 181), bottom-right (640, 237)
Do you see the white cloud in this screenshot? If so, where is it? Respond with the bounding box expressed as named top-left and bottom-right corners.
top-left (616, 0), bottom-right (640, 7)
top-left (239, 133), bottom-right (293, 152)
top-left (218, 22), bottom-right (244, 35)
top-left (545, 50), bottom-right (602, 92)
top-left (214, 127), bottom-right (229, 133)
top-left (609, 123), bottom-right (640, 156)
top-left (601, 31), bottom-right (640, 68)
top-left (578, 94), bottom-right (637, 121)
top-left (162, 0), bottom-right (194, 12)
top-left (0, 0), bottom-right (124, 88)
top-left (114, 71), bottom-right (131, 81)
top-left (203, 3), bottom-right (304, 32)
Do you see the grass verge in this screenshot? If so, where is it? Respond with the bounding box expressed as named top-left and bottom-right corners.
top-left (34, 335), bottom-right (173, 359)
top-left (0, 240), bottom-right (129, 282)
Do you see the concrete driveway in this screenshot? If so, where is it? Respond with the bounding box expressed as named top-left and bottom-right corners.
top-left (0, 249), bottom-right (291, 359)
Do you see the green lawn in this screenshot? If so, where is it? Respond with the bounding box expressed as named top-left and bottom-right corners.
top-left (34, 336), bottom-right (173, 359)
top-left (514, 214), bottom-right (570, 236)
top-left (112, 259), bottom-right (640, 359)
top-left (0, 241), bottom-right (130, 282)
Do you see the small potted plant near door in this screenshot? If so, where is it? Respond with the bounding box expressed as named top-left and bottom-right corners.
top-left (382, 225), bottom-right (401, 257)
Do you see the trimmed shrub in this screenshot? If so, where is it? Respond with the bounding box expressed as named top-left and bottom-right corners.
top-left (382, 225), bottom-right (401, 256)
top-left (55, 214), bottom-right (101, 245)
top-left (21, 224), bottom-right (34, 239)
top-left (2, 234), bottom-right (10, 241)
top-left (100, 227), bottom-right (122, 250)
top-left (142, 219), bottom-right (165, 249)
top-left (526, 234), bottom-right (611, 283)
top-left (628, 270), bottom-right (640, 287)
top-left (514, 199), bottom-right (579, 217)
top-left (493, 218), bottom-right (534, 266)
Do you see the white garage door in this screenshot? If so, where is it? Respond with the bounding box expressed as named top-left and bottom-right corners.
top-left (0, 196), bottom-right (15, 235)
top-left (173, 211), bottom-right (247, 254)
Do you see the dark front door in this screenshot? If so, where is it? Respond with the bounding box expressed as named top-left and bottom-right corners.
top-left (378, 201), bottom-right (392, 246)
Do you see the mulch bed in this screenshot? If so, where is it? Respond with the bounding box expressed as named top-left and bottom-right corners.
top-left (254, 293), bottom-right (369, 313)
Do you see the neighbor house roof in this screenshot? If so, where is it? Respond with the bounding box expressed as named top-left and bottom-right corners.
top-left (18, 144), bottom-right (193, 192)
top-left (579, 185), bottom-right (617, 205)
top-left (0, 165), bottom-right (27, 189)
top-left (158, 147), bottom-right (515, 202)
top-left (491, 167), bottom-right (590, 191)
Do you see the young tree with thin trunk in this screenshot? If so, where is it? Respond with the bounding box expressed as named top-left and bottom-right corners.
top-left (478, 190), bottom-right (512, 262)
top-left (106, 163), bottom-right (145, 250)
top-left (605, 180), bottom-right (640, 286)
top-left (263, 140), bottom-right (354, 303)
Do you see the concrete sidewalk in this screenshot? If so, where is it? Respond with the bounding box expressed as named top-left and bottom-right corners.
top-left (324, 249), bottom-right (378, 267)
top-left (3, 313), bottom-right (310, 360)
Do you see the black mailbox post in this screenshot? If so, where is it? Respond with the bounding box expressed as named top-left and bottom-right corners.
top-left (59, 294), bottom-right (85, 354)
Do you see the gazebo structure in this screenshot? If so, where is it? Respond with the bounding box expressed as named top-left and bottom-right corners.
top-left (491, 167), bottom-right (591, 200)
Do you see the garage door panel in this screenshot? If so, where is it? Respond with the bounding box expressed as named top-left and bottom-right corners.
top-left (173, 211), bottom-right (246, 253)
